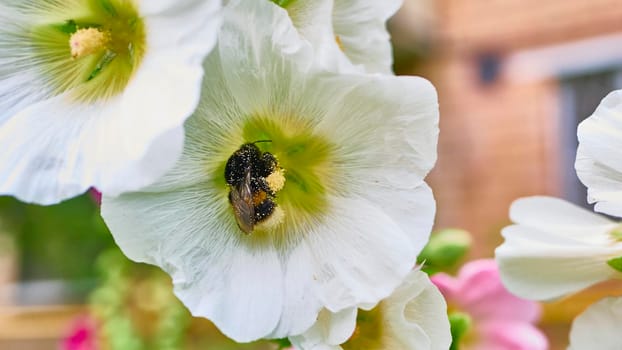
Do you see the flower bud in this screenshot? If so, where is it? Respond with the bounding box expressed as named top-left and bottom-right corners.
top-left (418, 229), bottom-right (472, 271)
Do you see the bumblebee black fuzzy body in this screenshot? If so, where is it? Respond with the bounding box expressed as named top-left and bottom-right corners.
top-left (225, 143), bottom-right (279, 234)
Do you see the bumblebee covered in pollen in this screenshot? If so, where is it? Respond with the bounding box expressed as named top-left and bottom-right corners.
top-left (224, 142), bottom-right (286, 234)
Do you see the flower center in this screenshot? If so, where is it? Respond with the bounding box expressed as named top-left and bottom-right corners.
top-left (69, 28), bottom-right (110, 59)
top-left (31, 0), bottom-right (146, 103)
top-left (215, 116), bottom-right (336, 238)
top-left (342, 308), bottom-right (385, 350)
top-left (224, 142), bottom-right (287, 234)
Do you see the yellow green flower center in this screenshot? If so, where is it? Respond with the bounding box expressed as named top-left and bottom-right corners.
top-left (270, 0), bottom-right (299, 8)
top-left (609, 225), bottom-right (622, 242)
top-left (69, 28), bottom-right (110, 59)
top-left (215, 115), bottom-right (336, 239)
top-left (342, 308), bottom-right (385, 350)
top-left (31, 0), bottom-right (146, 103)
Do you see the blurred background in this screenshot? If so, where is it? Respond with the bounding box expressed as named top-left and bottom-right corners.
top-left (1, 0), bottom-right (622, 349)
top-left (392, 0), bottom-right (622, 348)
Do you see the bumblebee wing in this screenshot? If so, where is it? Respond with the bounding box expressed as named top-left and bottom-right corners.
top-left (229, 172), bottom-right (255, 234)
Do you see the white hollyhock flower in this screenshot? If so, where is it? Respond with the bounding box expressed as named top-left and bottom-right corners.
top-left (568, 296), bottom-right (622, 350)
top-left (102, 0), bottom-right (438, 342)
top-left (273, 0), bottom-right (402, 73)
top-left (289, 270), bottom-right (451, 350)
top-left (495, 196), bottom-right (622, 301)
top-left (0, 0), bottom-right (221, 204)
top-left (576, 89), bottom-right (622, 218)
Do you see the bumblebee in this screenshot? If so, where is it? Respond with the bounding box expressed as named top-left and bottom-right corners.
top-left (225, 142), bottom-right (281, 234)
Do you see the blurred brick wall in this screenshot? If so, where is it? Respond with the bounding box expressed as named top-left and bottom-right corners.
top-left (396, 0), bottom-right (622, 257)
top-left (442, 0), bottom-right (622, 51)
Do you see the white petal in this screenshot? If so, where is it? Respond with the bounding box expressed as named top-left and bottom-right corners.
top-left (0, 49), bottom-right (202, 203)
top-left (496, 198), bottom-right (622, 300)
top-left (292, 271), bottom-right (451, 350)
top-left (576, 149), bottom-right (622, 219)
top-left (0, 3), bottom-right (62, 125)
top-left (218, 0), bottom-right (314, 115)
top-left (577, 90), bottom-right (622, 173)
top-left (269, 242), bottom-right (324, 339)
top-left (316, 74), bottom-right (439, 189)
top-left (509, 196), bottom-right (614, 243)
top-left (0, 95), bottom-right (185, 204)
top-left (143, 0), bottom-right (221, 54)
top-left (576, 90), bottom-right (622, 217)
top-left (286, 0), bottom-right (333, 54)
top-left (0, 95), bottom-right (98, 203)
top-left (286, 0), bottom-right (356, 73)
top-left (332, 0), bottom-right (402, 73)
top-left (138, 0), bottom-right (218, 16)
top-left (105, 52), bottom-right (205, 194)
top-left (322, 308), bottom-right (358, 345)
top-left (101, 187), bottom-right (284, 342)
top-left (137, 0), bottom-right (181, 14)
top-left (306, 195), bottom-right (416, 312)
top-left (132, 54), bottom-right (244, 193)
top-left (362, 183), bottom-right (435, 256)
top-left (383, 270), bottom-right (451, 350)
top-left (496, 223), bottom-right (621, 300)
top-left (190, 245), bottom-right (283, 342)
top-left (568, 296), bottom-right (622, 350)
top-left (289, 308), bottom-right (357, 350)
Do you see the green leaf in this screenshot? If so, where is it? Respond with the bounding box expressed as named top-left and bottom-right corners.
top-left (273, 338), bottom-right (292, 349)
top-left (449, 312), bottom-right (472, 350)
top-left (607, 256), bottom-right (622, 273)
top-left (418, 229), bottom-right (472, 272)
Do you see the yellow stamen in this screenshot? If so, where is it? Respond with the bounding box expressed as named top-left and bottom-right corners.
top-left (266, 168), bottom-right (286, 193)
top-left (69, 28), bottom-right (110, 59)
top-left (335, 35), bottom-right (345, 52)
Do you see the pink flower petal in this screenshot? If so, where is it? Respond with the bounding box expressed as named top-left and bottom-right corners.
top-left (430, 273), bottom-right (459, 299)
top-left (89, 188), bottom-right (102, 206)
top-left (450, 260), bottom-right (541, 322)
top-left (62, 315), bottom-right (99, 350)
top-left (476, 321), bottom-right (548, 350)
top-left (467, 286), bottom-right (541, 323)
top-left (432, 259), bottom-right (547, 349)
top-left (456, 260), bottom-right (502, 303)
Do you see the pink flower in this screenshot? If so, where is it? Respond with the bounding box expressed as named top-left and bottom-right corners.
top-left (89, 188), bottom-right (102, 206)
top-left (431, 259), bottom-right (548, 350)
top-left (62, 315), bottom-right (99, 350)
